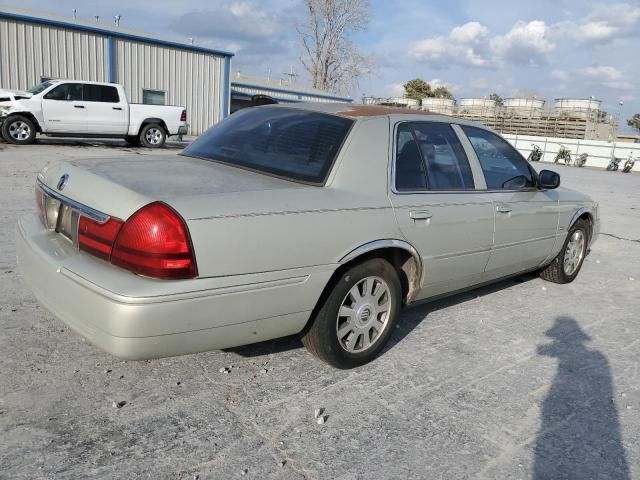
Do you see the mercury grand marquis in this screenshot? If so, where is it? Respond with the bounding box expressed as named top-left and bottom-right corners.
top-left (16, 103), bottom-right (600, 368)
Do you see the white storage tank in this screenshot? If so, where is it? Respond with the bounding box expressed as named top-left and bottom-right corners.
top-left (421, 97), bottom-right (455, 114)
top-left (554, 98), bottom-right (602, 119)
top-left (457, 98), bottom-right (496, 115)
top-left (503, 98), bottom-right (545, 117)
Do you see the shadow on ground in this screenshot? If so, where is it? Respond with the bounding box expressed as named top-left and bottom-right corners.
top-left (534, 316), bottom-right (630, 479)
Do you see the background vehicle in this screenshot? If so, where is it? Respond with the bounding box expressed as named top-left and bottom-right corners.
top-left (0, 80), bottom-right (187, 147)
top-left (527, 144), bottom-right (542, 162)
top-left (622, 153), bottom-right (636, 173)
top-left (16, 104), bottom-right (599, 368)
top-left (575, 152), bottom-right (588, 168)
top-left (607, 156), bottom-right (622, 171)
top-left (555, 145), bottom-right (572, 165)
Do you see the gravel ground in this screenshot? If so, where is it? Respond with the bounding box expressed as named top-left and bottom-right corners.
top-left (1, 138), bottom-right (639, 480)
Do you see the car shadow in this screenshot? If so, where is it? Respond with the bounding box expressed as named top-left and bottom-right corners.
top-left (533, 316), bottom-right (629, 479)
top-left (229, 271), bottom-right (539, 358)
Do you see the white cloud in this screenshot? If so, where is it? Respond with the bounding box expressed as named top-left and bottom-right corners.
top-left (581, 66), bottom-right (633, 90)
top-left (409, 21), bottom-right (490, 67)
top-left (490, 21), bottom-right (554, 65)
top-left (567, 3), bottom-right (640, 44)
top-left (385, 83), bottom-right (405, 97)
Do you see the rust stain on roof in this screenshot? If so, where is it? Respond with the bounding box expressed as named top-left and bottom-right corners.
top-left (335, 104), bottom-right (442, 118)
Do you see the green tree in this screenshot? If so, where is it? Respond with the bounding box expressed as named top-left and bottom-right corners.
top-left (403, 78), bottom-right (432, 100)
top-left (432, 86), bottom-right (454, 99)
top-left (628, 114), bottom-right (640, 134)
top-left (489, 93), bottom-right (504, 106)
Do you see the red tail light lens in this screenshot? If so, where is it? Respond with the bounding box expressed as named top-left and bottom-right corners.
top-left (111, 202), bottom-right (197, 279)
top-left (180, 109), bottom-right (187, 122)
top-left (78, 216), bottom-right (124, 260)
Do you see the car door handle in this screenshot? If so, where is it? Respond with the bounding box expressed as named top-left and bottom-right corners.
top-left (74, 105), bottom-right (85, 109)
top-left (409, 210), bottom-right (432, 220)
top-left (112, 107), bottom-right (123, 110)
top-left (496, 204), bottom-right (512, 213)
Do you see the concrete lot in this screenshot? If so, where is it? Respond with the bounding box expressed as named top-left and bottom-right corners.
top-left (1, 139), bottom-right (639, 480)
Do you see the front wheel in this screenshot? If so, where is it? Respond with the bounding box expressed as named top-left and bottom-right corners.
top-left (139, 123), bottom-right (166, 148)
top-left (1, 115), bottom-right (36, 145)
top-left (540, 219), bottom-right (589, 284)
top-left (301, 258), bottom-right (402, 368)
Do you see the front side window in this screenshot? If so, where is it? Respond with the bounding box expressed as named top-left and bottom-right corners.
top-left (462, 126), bottom-right (534, 190)
top-left (84, 84), bottom-right (120, 103)
top-left (44, 83), bottom-right (83, 101)
top-left (183, 106), bottom-right (353, 184)
top-left (29, 80), bottom-right (55, 94)
top-left (395, 122), bottom-right (474, 191)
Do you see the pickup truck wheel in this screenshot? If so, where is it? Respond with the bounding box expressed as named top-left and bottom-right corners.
top-left (302, 258), bottom-right (402, 369)
top-left (1, 115), bottom-right (36, 145)
top-left (540, 219), bottom-right (589, 284)
top-left (139, 124), bottom-right (166, 148)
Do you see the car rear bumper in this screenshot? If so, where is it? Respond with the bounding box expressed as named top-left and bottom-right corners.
top-left (16, 214), bottom-right (332, 360)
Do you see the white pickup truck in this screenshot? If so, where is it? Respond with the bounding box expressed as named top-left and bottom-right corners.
top-left (0, 80), bottom-right (188, 148)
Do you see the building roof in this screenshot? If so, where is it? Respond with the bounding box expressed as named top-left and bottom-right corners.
top-left (0, 6), bottom-right (234, 58)
top-left (273, 102), bottom-right (446, 118)
top-left (231, 73), bottom-right (352, 102)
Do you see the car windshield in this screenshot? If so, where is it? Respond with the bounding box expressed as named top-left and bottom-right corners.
top-left (28, 81), bottom-right (55, 95)
top-left (183, 106), bottom-right (354, 184)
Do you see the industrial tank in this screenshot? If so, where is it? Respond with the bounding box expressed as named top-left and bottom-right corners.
top-left (554, 98), bottom-right (602, 119)
top-left (421, 97), bottom-right (455, 114)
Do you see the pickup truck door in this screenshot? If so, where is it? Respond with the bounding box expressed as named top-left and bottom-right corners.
top-left (41, 83), bottom-right (87, 133)
top-left (83, 84), bottom-right (128, 135)
top-left (460, 126), bottom-right (560, 277)
top-left (389, 121), bottom-right (495, 300)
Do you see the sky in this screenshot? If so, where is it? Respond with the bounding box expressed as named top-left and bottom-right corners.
top-left (2, 0), bottom-right (639, 132)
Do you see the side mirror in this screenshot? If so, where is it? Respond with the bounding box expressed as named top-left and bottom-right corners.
top-left (539, 170), bottom-right (560, 189)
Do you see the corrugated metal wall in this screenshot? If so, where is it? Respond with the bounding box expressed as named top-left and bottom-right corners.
top-left (232, 84), bottom-right (347, 103)
top-left (0, 18), bottom-right (109, 89)
top-left (116, 39), bottom-right (224, 135)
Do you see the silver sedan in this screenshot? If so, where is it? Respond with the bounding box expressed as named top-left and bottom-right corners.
top-left (16, 103), bottom-right (599, 368)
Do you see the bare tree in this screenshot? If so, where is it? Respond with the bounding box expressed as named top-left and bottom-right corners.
top-left (297, 0), bottom-right (372, 94)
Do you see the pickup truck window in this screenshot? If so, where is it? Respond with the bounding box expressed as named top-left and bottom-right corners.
top-left (183, 106), bottom-right (353, 185)
top-left (29, 80), bottom-right (55, 95)
top-left (84, 84), bottom-right (119, 103)
top-left (44, 83), bottom-right (83, 101)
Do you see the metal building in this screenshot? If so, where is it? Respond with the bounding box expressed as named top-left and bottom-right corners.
top-left (0, 7), bottom-right (232, 135)
top-left (230, 73), bottom-right (352, 113)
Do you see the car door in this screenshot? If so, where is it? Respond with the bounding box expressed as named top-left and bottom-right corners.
top-left (389, 121), bottom-right (495, 300)
top-left (41, 83), bottom-right (87, 133)
top-left (460, 125), bottom-right (560, 278)
top-left (83, 84), bottom-right (128, 135)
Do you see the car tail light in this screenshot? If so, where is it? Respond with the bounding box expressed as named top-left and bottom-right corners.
top-left (78, 216), bottom-right (124, 260)
top-left (111, 202), bottom-right (197, 279)
top-left (180, 109), bottom-right (187, 122)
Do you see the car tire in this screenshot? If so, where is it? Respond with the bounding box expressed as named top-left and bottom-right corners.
top-left (540, 219), bottom-right (590, 284)
top-left (1, 115), bottom-right (36, 145)
top-left (301, 258), bottom-right (402, 369)
top-left (139, 124), bottom-right (166, 148)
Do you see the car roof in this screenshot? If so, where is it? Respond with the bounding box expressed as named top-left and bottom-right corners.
top-left (269, 102), bottom-right (496, 132)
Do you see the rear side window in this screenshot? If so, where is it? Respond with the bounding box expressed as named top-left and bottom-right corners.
top-left (462, 126), bottom-right (534, 190)
top-left (44, 83), bottom-right (83, 101)
top-left (395, 122), bottom-right (474, 191)
top-left (183, 106), bottom-right (353, 184)
top-left (84, 84), bottom-right (120, 103)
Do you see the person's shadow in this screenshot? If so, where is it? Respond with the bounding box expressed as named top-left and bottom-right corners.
top-left (534, 316), bottom-right (630, 479)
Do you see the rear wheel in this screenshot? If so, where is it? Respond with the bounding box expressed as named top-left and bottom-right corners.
top-left (540, 219), bottom-right (589, 284)
top-left (301, 258), bottom-right (402, 368)
top-left (139, 123), bottom-right (166, 148)
top-left (1, 115), bottom-right (36, 145)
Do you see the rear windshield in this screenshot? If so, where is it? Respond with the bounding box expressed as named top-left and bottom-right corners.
top-left (183, 106), bottom-right (353, 184)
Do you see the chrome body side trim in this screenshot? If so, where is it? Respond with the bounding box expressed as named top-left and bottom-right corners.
top-left (37, 180), bottom-right (111, 223)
